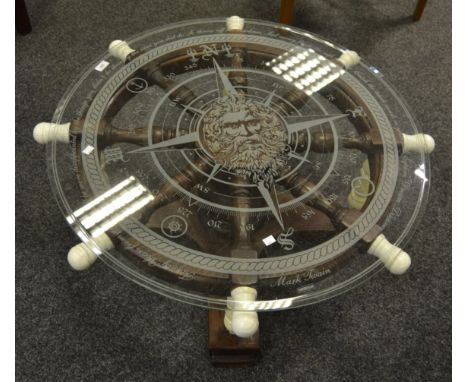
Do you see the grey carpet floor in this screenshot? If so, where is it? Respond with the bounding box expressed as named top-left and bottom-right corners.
top-left (15, 0), bottom-right (451, 381)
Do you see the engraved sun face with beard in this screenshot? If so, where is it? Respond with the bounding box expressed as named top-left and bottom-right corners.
top-left (200, 96), bottom-right (289, 184)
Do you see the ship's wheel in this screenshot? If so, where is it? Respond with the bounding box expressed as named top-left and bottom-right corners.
top-left (34, 16), bottom-right (434, 366)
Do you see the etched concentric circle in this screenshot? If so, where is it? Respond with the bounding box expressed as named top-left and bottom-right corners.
top-left (161, 215), bottom-right (188, 238)
top-left (146, 68), bottom-right (340, 211)
top-left (80, 33), bottom-right (399, 276)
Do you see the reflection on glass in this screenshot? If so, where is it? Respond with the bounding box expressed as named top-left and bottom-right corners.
top-left (67, 176), bottom-right (154, 238)
top-left (266, 48), bottom-right (345, 95)
top-left (235, 297), bottom-right (293, 311)
top-left (414, 164), bottom-right (428, 183)
top-left (262, 235), bottom-right (276, 246)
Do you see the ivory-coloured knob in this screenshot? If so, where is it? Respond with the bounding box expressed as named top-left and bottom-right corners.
top-left (337, 50), bottom-right (361, 69)
top-left (33, 122), bottom-right (70, 144)
top-left (223, 286), bottom-right (259, 338)
top-left (402, 133), bottom-right (435, 154)
top-left (368, 234), bottom-right (411, 275)
top-left (108, 40), bottom-right (136, 62)
top-left (226, 15), bottom-right (245, 31)
top-left (67, 233), bottom-right (114, 271)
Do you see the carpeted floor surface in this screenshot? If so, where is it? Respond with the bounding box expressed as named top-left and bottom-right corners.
top-left (16, 0), bottom-right (451, 381)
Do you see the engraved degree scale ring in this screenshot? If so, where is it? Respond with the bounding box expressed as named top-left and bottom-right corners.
top-left (37, 18), bottom-right (433, 310)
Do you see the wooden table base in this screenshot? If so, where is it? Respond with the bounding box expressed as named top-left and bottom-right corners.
top-left (208, 309), bottom-right (260, 367)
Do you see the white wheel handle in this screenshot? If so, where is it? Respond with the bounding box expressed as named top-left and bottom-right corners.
top-left (337, 50), bottom-right (360, 69)
top-left (224, 286), bottom-right (259, 338)
top-left (108, 40), bottom-right (136, 62)
top-left (33, 122), bottom-right (70, 144)
top-left (368, 234), bottom-right (411, 275)
top-left (402, 133), bottom-right (435, 154)
top-left (67, 233), bottom-right (113, 271)
top-left (226, 15), bottom-right (245, 31)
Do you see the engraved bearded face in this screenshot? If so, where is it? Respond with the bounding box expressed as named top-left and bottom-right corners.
top-left (201, 96), bottom-right (289, 182)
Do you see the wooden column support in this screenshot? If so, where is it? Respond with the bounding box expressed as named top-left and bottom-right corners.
top-left (413, 0), bottom-right (428, 21)
top-left (279, 0), bottom-right (296, 25)
top-left (16, 0), bottom-right (32, 35)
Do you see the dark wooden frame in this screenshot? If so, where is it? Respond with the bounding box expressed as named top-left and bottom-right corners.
top-left (16, 0), bottom-right (32, 35)
top-left (279, 0), bottom-right (429, 24)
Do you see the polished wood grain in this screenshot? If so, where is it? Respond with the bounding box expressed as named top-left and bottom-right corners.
top-left (208, 308), bottom-right (260, 367)
top-left (413, 0), bottom-right (428, 21)
top-left (279, 0), bottom-right (296, 24)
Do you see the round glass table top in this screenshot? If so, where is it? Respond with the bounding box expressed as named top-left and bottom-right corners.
top-left (41, 17), bottom-right (432, 310)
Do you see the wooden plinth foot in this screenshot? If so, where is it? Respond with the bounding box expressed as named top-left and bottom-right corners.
top-left (208, 308), bottom-right (260, 367)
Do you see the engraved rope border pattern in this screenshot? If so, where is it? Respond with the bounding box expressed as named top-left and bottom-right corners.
top-left (81, 34), bottom-right (398, 275)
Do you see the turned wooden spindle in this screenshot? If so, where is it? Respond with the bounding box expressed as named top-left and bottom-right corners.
top-left (109, 40), bottom-right (199, 109)
top-left (139, 158), bottom-right (211, 223)
top-left (226, 16), bottom-right (248, 95)
top-left (283, 172), bottom-right (409, 274)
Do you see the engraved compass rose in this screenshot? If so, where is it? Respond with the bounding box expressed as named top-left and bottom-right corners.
top-left (127, 59), bottom-right (348, 229)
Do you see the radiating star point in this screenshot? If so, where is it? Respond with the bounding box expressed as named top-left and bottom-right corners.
top-left (285, 114), bottom-right (348, 135)
top-left (213, 58), bottom-right (238, 98)
top-left (257, 181), bottom-right (284, 230)
top-left (127, 132), bottom-right (199, 154)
